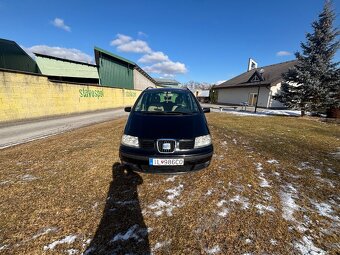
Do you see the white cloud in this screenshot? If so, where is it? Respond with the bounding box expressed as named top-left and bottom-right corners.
top-left (23, 45), bottom-right (93, 64)
top-left (276, 51), bottom-right (292, 57)
top-left (52, 18), bottom-right (71, 32)
top-left (117, 40), bottom-right (152, 53)
top-left (110, 33), bottom-right (187, 76)
top-left (138, 31), bottom-right (148, 37)
top-left (110, 34), bottom-right (151, 53)
top-left (138, 51), bottom-right (169, 63)
top-left (110, 34), bottom-right (132, 46)
top-left (144, 61), bottom-right (187, 75)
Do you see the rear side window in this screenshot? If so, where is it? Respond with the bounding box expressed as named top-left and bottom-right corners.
top-left (134, 90), bottom-right (199, 113)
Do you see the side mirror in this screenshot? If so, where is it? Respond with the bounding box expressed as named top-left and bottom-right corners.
top-left (124, 107), bottom-right (132, 112)
top-left (202, 107), bottom-right (210, 113)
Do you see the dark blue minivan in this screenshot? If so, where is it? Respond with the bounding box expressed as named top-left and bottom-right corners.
top-left (119, 88), bottom-right (213, 174)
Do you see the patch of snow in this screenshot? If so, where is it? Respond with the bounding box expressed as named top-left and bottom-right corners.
top-left (0, 180), bottom-right (11, 185)
top-left (255, 204), bottom-right (275, 214)
top-left (255, 163), bottom-right (263, 171)
top-left (230, 195), bottom-right (249, 209)
top-left (294, 236), bottom-right (326, 255)
top-left (111, 224), bottom-right (147, 243)
top-left (217, 200), bottom-right (227, 207)
top-left (43, 235), bottom-right (77, 250)
top-left (280, 188), bottom-right (299, 222)
top-left (166, 184), bottom-right (184, 200)
top-left (267, 159), bottom-right (279, 164)
top-left (259, 175), bottom-right (271, 188)
top-left (21, 174), bottom-right (38, 181)
top-left (204, 245), bottom-right (221, 254)
top-left (0, 245), bottom-right (8, 251)
top-left (218, 208), bottom-right (229, 217)
top-left (245, 238), bottom-right (252, 244)
top-left (33, 227), bottom-right (58, 239)
top-left (152, 240), bottom-right (171, 251)
top-left (165, 176), bottom-right (177, 182)
top-left (206, 189), bottom-right (213, 196)
top-left (270, 239), bottom-right (277, 245)
top-left (311, 201), bottom-right (339, 222)
top-left (233, 138), bottom-right (237, 145)
top-left (66, 249), bottom-right (79, 255)
top-left (148, 199), bottom-right (182, 217)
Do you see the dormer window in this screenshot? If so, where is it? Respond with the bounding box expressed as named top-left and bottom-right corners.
top-left (248, 71), bottom-right (263, 83)
top-left (251, 75), bottom-right (260, 82)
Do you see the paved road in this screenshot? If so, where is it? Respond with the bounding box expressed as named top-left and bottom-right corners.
top-left (0, 109), bottom-right (127, 149)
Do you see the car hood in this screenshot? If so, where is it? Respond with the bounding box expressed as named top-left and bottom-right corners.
top-left (124, 112), bottom-right (209, 139)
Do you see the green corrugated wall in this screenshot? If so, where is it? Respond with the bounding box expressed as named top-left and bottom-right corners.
top-left (98, 54), bottom-right (134, 89)
top-left (0, 39), bottom-right (40, 74)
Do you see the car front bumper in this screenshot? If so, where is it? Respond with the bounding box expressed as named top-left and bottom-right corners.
top-left (119, 145), bottom-right (213, 174)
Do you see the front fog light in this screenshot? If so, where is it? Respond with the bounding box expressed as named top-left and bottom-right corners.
top-left (194, 135), bottom-right (212, 148)
top-left (121, 134), bottom-right (139, 147)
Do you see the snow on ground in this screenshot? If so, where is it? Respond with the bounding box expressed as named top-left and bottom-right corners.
top-left (229, 195), bottom-right (250, 209)
top-left (147, 184), bottom-right (184, 216)
top-left (259, 173), bottom-right (271, 188)
top-left (66, 249), bottom-right (79, 255)
top-left (166, 184), bottom-right (184, 200)
top-left (210, 108), bottom-right (301, 117)
top-left (294, 236), bottom-right (326, 255)
top-left (280, 184), bottom-right (299, 222)
top-left (310, 200), bottom-right (340, 222)
top-left (270, 239), bottom-right (277, 245)
top-left (43, 235), bottom-right (77, 250)
top-left (205, 189), bottom-right (213, 196)
top-left (111, 224), bottom-right (148, 243)
top-left (21, 174), bottom-right (38, 181)
top-left (217, 208), bottom-right (229, 217)
top-left (152, 240), bottom-right (171, 251)
top-left (267, 159), bottom-right (279, 164)
top-left (204, 245), bottom-right (221, 254)
top-left (0, 245), bottom-right (8, 251)
top-left (32, 227), bottom-right (58, 239)
top-left (165, 176), bottom-right (177, 182)
top-left (255, 163), bottom-right (271, 188)
top-left (255, 204), bottom-right (275, 214)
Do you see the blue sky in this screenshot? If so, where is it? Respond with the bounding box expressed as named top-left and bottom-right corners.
top-left (0, 0), bottom-right (339, 83)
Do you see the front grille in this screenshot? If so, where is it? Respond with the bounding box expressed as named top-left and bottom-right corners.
top-left (157, 139), bottom-right (176, 153)
top-left (179, 140), bottom-right (194, 150)
top-left (140, 139), bottom-right (155, 149)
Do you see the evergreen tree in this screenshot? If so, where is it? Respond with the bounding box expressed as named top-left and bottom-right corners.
top-left (275, 0), bottom-right (339, 116)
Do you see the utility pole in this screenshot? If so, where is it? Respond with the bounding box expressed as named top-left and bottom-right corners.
top-left (254, 69), bottom-right (264, 113)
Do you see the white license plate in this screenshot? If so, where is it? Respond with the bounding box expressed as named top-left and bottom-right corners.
top-left (149, 158), bottom-right (184, 166)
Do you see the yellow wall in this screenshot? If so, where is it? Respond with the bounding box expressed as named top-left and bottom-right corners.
top-left (0, 70), bottom-right (141, 123)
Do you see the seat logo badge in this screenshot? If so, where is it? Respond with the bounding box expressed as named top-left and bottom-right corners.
top-left (163, 143), bottom-right (171, 150)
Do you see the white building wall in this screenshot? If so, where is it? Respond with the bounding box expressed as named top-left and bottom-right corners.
top-left (217, 87), bottom-right (271, 107)
top-left (133, 69), bottom-right (157, 91)
top-left (268, 82), bottom-right (285, 108)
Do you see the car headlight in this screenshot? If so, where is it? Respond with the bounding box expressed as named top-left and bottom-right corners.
top-left (121, 134), bottom-right (139, 148)
top-left (194, 134), bottom-right (212, 148)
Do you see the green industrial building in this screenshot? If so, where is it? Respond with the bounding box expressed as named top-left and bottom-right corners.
top-left (0, 38), bottom-right (40, 74)
top-left (94, 47), bottom-right (135, 89)
top-left (35, 53), bottom-right (99, 84)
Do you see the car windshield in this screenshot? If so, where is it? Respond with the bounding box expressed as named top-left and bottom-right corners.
top-left (134, 90), bottom-right (199, 114)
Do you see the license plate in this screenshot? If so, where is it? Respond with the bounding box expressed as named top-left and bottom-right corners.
top-left (149, 158), bottom-right (184, 166)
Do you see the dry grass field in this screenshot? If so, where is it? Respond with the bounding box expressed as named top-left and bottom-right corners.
top-left (0, 113), bottom-right (339, 255)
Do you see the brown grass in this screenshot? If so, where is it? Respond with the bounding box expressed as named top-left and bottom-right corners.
top-left (0, 113), bottom-right (339, 254)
